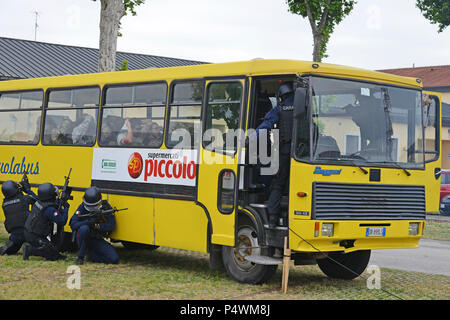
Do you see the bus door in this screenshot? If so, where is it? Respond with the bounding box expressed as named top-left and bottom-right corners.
top-left (196, 79), bottom-right (246, 247)
top-left (423, 91), bottom-right (442, 213)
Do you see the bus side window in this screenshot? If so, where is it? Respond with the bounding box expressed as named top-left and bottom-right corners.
top-left (166, 81), bottom-right (203, 149)
top-left (44, 87), bottom-right (99, 146)
top-left (218, 170), bottom-right (235, 214)
top-left (203, 82), bottom-right (242, 152)
top-left (422, 93), bottom-right (439, 162)
top-left (99, 82), bottom-right (166, 148)
top-left (0, 90), bottom-right (43, 145)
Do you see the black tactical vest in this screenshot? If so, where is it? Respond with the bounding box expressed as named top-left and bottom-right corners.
top-left (24, 200), bottom-right (57, 237)
top-left (2, 194), bottom-right (29, 233)
top-left (278, 101), bottom-right (294, 143)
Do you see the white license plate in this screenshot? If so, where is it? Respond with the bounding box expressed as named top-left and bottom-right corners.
top-left (441, 204), bottom-right (445, 209)
top-left (366, 227), bottom-right (386, 237)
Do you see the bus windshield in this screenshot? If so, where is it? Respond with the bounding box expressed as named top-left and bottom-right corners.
top-left (295, 76), bottom-right (424, 169)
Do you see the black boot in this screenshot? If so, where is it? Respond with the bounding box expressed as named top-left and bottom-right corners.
top-left (0, 241), bottom-right (13, 256)
top-left (22, 245), bottom-right (31, 260)
top-left (75, 256), bottom-right (84, 265)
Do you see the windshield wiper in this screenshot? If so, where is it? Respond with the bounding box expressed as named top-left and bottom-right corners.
top-left (318, 156), bottom-right (368, 174)
top-left (378, 161), bottom-right (411, 176)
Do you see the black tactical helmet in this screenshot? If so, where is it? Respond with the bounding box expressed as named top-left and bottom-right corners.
top-left (83, 187), bottom-right (102, 211)
top-left (38, 183), bottom-right (58, 201)
top-left (1, 180), bottom-right (19, 198)
top-left (278, 82), bottom-right (294, 100)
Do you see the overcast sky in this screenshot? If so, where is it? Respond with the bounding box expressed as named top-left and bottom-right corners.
top-left (1, 0), bottom-right (449, 70)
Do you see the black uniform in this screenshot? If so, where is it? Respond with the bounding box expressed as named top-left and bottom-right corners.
top-left (251, 82), bottom-right (295, 227)
top-left (0, 182), bottom-right (37, 255)
top-left (69, 187), bottom-right (119, 265)
top-left (23, 183), bottom-right (68, 261)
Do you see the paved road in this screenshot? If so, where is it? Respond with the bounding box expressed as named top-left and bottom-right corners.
top-left (370, 239), bottom-right (450, 277)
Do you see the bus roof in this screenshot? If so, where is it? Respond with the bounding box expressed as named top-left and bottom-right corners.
top-left (0, 59), bottom-right (423, 91)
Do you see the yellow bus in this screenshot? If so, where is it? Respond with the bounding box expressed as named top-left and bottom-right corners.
top-left (0, 59), bottom-right (441, 284)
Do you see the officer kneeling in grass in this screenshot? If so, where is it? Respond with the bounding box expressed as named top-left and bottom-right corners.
top-left (70, 187), bottom-right (119, 265)
top-left (0, 180), bottom-right (37, 255)
top-left (23, 183), bottom-right (68, 261)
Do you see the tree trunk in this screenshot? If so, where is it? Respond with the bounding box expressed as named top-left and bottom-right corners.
top-left (312, 33), bottom-right (323, 62)
top-left (98, 0), bottom-right (126, 72)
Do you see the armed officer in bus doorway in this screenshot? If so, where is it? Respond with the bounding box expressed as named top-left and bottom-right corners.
top-left (22, 183), bottom-right (69, 261)
top-left (248, 81), bottom-right (295, 229)
top-left (0, 178), bottom-right (38, 255)
top-left (70, 187), bottom-right (119, 265)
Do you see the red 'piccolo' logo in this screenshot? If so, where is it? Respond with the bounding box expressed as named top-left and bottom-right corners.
top-left (128, 152), bottom-right (143, 179)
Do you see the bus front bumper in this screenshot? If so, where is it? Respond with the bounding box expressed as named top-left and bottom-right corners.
top-left (288, 219), bottom-right (425, 253)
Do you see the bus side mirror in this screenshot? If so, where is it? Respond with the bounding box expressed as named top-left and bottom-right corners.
top-left (294, 87), bottom-right (307, 119)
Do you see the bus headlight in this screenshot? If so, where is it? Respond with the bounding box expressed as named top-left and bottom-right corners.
top-left (409, 222), bottom-right (419, 235)
top-left (322, 223), bottom-right (334, 237)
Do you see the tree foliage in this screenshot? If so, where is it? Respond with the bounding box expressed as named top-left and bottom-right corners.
top-left (286, 0), bottom-right (356, 62)
top-left (416, 0), bottom-right (450, 32)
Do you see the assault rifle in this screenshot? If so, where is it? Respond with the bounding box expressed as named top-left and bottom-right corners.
top-left (57, 168), bottom-right (73, 211)
top-left (77, 206), bottom-right (128, 221)
top-left (52, 168), bottom-right (73, 251)
top-left (17, 170), bottom-right (30, 192)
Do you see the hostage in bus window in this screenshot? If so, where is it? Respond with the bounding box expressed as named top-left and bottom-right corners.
top-left (117, 118), bottom-right (163, 147)
top-left (71, 113), bottom-right (96, 145)
top-left (52, 117), bottom-right (75, 145)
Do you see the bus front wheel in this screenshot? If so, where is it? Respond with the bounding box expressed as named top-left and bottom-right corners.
top-left (222, 224), bottom-right (277, 285)
top-left (317, 250), bottom-right (371, 280)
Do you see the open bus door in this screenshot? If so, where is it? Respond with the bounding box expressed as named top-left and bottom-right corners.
top-left (423, 91), bottom-right (442, 213)
top-left (196, 79), bottom-right (246, 247)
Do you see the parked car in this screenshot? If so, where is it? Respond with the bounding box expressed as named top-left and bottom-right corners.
top-left (439, 170), bottom-right (450, 215)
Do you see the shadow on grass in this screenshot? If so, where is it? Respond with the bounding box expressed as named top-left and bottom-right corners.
top-left (114, 246), bottom-right (231, 280)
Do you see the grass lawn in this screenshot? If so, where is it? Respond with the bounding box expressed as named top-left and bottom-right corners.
top-left (0, 222), bottom-right (448, 300)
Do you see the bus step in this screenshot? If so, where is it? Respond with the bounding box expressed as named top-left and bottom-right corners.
top-left (244, 255), bottom-right (282, 265)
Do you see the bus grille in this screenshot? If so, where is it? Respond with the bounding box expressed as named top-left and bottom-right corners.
top-left (312, 182), bottom-right (426, 220)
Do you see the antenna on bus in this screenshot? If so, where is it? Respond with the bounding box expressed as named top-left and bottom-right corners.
top-left (32, 10), bottom-right (40, 41)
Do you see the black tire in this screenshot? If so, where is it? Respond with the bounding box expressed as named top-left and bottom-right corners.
top-left (121, 241), bottom-right (159, 251)
top-left (222, 223), bottom-right (277, 285)
top-left (317, 250), bottom-right (371, 280)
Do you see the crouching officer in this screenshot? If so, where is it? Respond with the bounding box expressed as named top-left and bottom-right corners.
top-left (23, 183), bottom-right (68, 261)
top-left (70, 187), bottom-right (119, 265)
top-left (0, 179), bottom-right (37, 255)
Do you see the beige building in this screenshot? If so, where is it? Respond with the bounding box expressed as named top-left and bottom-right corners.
top-left (380, 65), bottom-right (450, 168)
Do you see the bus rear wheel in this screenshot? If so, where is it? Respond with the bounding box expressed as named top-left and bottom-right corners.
top-left (222, 224), bottom-right (277, 285)
top-left (317, 250), bottom-right (371, 280)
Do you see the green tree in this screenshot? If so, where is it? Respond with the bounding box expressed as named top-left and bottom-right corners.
top-left (286, 0), bottom-right (356, 62)
top-left (416, 0), bottom-right (450, 32)
top-left (92, 0), bottom-right (145, 72)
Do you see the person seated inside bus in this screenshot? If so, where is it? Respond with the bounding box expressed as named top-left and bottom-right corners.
top-left (43, 116), bottom-right (74, 145)
top-left (72, 113), bottom-right (96, 145)
top-left (100, 115), bottom-right (125, 146)
top-left (117, 118), bottom-right (163, 147)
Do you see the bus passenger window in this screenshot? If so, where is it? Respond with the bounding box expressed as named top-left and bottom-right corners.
top-left (43, 87), bottom-right (99, 146)
top-left (100, 82), bottom-right (166, 148)
top-left (204, 82), bottom-right (242, 152)
top-left (0, 90), bottom-right (43, 145)
top-left (166, 81), bottom-right (203, 149)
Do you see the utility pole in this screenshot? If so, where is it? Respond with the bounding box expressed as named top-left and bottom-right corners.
top-left (33, 11), bottom-right (40, 41)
